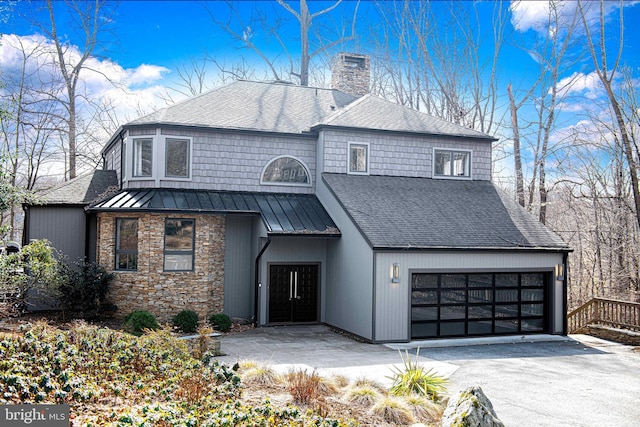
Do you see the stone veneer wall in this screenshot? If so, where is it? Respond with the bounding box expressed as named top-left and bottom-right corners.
top-left (96, 212), bottom-right (225, 323)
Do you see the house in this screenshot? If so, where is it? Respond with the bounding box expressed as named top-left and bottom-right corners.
top-left (24, 54), bottom-right (570, 342)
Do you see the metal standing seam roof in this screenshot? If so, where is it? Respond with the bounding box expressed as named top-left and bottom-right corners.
top-left (88, 189), bottom-right (340, 237)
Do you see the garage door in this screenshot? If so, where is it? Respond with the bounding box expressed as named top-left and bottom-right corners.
top-left (411, 272), bottom-right (548, 338)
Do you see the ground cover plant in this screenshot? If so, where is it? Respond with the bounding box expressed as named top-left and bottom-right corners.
top-left (0, 321), bottom-right (360, 426)
top-left (0, 320), bottom-right (446, 426)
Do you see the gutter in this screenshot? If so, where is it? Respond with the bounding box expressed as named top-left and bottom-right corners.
top-left (373, 246), bottom-right (573, 253)
top-left (253, 237), bottom-right (271, 327)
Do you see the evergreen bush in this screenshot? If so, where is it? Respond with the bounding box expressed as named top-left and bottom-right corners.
top-left (208, 313), bottom-right (232, 332)
top-left (172, 309), bottom-right (199, 333)
top-left (55, 259), bottom-right (114, 319)
top-left (123, 310), bottom-right (159, 335)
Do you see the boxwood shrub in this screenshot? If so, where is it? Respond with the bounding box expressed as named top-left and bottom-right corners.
top-left (123, 310), bottom-right (159, 336)
top-left (208, 313), bottom-right (232, 332)
top-left (172, 309), bottom-right (199, 333)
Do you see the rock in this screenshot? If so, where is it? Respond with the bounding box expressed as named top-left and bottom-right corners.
top-left (441, 386), bottom-right (505, 427)
top-left (231, 317), bottom-right (252, 325)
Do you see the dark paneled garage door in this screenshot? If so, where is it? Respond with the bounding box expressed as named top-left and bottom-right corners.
top-left (411, 272), bottom-right (548, 338)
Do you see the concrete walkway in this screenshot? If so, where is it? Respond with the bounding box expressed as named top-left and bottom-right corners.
top-left (216, 325), bottom-right (640, 427)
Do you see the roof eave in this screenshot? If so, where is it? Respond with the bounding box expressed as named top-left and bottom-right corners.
top-left (267, 231), bottom-right (341, 238)
top-left (373, 245), bottom-right (572, 253)
top-left (121, 122), bottom-right (318, 138)
top-left (310, 124), bottom-right (498, 142)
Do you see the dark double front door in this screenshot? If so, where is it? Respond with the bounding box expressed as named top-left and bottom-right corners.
top-left (269, 264), bottom-right (318, 323)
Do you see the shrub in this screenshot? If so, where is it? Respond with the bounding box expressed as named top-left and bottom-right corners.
top-left (387, 348), bottom-right (448, 401)
top-left (55, 259), bottom-right (115, 319)
top-left (123, 310), bottom-right (159, 336)
top-left (172, 309), bottom-right (199, 333)
top-left (208, 313), bottom-right (232, 332)
top-left (0, 239), bottom-right (60, 314)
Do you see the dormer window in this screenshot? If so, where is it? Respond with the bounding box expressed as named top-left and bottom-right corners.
top-left (434, 149), bottom-right (471, 179)
top-left (348, 142), bottom-right (369, 175)
top-left (261, 156), bottom-right (311, 186)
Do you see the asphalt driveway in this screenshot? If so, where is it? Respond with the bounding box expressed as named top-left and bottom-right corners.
top-left (216, 325), bottom-right (640, 427)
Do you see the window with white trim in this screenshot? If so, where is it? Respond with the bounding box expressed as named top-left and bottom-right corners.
top-left (133, 138), bottom-right (153, 177)
top-left (348, 142), bottom-right (369, 174)
top-left (164, 218), bottom-right (195, 271)
top-left (165, 138), bottom-right (190, 178)
top-left (434, 149), bottom-right (471, 178)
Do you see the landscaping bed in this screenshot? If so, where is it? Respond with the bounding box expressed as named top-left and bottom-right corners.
top-left (0, 319), bottom-right (448, 426)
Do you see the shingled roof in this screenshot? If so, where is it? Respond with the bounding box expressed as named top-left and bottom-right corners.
top-left (312, 94), bottom-right (494, 140)
top-left (322, 173), bottom-right (568, 251)
top-left (123, 80), bottom-right (494, 140)
top-left (35, 170), bottom-right (119, 205)
top-left (128, 80), bottom-right (357, 135)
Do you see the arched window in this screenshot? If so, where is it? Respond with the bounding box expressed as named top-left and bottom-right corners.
top-left (261, 156), bottom-right (311, 186)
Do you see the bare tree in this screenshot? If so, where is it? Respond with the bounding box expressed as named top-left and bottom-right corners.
top-left (507, 1), bottom-right (581, 224)
top-left (0, 35), bottom-right (64, 240)
top-left (578, 0), bottom-right (640, 230)
top-left (208, 0), bottom-right (360, 86)
top-left (369, 1), bottom-right (507, 134)
top-left (28, 0), bottom-right (118, 180)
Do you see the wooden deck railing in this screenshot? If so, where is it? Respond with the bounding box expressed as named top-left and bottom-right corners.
top-left (568, 298), bottom-right (640, 333)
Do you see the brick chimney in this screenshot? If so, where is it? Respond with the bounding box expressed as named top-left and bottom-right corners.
top-left (331, 53), bottom-right (370, 97)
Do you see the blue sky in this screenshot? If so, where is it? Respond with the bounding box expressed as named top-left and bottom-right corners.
top-left (1, 0), bottom-right (639, 181)
top-left (3, 1), bottom-right (639, 99)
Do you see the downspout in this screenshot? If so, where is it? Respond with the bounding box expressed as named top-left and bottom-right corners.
top-left (254, 237), bottom-right (271, 327)
top-left (562, 251), bottom-right (569, 335)
top-left (21, 205), bottom-right (30, 248)
top-left (118, 130), bottom-right (125, 189)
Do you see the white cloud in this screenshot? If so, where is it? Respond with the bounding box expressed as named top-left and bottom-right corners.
top-left (510, 1), bottom-right (553, 33)
top-left (0, 33), bottom-right (171, 124)
top-left (554, 71), bottom-right (603, 99)
top-left (124, 64), bottom-right (169, 86)
top-left (509, 0), bottom-right (633, 35)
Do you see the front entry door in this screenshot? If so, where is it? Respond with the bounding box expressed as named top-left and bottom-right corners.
top-left (269, 264), bottom-right (318, 323)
